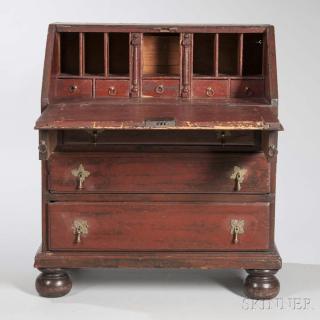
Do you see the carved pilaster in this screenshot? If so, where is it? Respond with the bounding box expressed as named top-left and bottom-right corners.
top-left (130, 33), bottom-right (142, 97)
top-left (181, 33), bottom-right (192, 98)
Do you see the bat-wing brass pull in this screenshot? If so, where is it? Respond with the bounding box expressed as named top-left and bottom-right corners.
top-left (230, 219), bottom-right (245, 244)
top-left (230, 166), bottom-right (247, 191)
top-left (72, 220), bottom-right (88, 244)
top-left (71, 164), bottom-right (90, 189)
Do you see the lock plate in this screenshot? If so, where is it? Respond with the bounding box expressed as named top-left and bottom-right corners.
top-left (144, 119), bottom-right (176, 128)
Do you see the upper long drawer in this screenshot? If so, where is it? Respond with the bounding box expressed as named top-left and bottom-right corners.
top-left (48, 152), bottom-right (270, 194)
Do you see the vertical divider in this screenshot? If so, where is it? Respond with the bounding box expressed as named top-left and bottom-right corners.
top-left (79, 32), bottom-right (84, 76)
top-left (130, 33), bottom-right (142, 97)
top-left (238, 33), bottom-right (243, 76)
top-left (214, 33), bottom-right (219, 77)
top-left (104, 33), bottom-right (109, 77)
top-left (181, 33), bottom-right (192, 98)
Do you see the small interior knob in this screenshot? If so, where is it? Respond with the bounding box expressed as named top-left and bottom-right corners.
top-left (155, 84), bottom-right (164, 94)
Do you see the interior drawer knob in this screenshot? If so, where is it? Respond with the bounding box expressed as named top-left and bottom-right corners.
top-left (230, 166), bottom-right (247, 191)
top-left (244, 86), bottom-right (253, 97)
top-left (230, 219), bottom-right (245, 244)
top-left (68, 84), bottom-right (78, 93)
top-left (71, 164), bottom-right (90, 189)
top-left (155, 84), bottom-right (164, 94)
top-left (72, 219), bottom-right (88, 244)
top-left (108, 86), bottom-right (117, 96)
top-left (206, 87), bottom-right (215, 97)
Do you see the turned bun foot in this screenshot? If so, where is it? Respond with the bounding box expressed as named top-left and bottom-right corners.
top-left (244, 269), bottom-right (280, 300)
top-left (36, 269), bottom-right (72, 297)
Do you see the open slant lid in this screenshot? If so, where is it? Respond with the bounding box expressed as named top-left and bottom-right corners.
top-left (35, 99), bottom-right (282, 131)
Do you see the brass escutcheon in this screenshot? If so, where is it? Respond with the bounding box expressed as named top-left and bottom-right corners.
top-left (38, 140), bottom-right (47, 154)
top-left (268, 144), bottom-right (278, 158)
top-left (230, 219), bottom-right (245, 244)
top-left (72, 219), bottom-right (88, 244)
top-left (230, 166), bottom-right (247, 191)
top-left (71, 164), bottom-right (90, 190)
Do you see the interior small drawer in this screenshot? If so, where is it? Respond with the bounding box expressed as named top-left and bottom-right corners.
top-left (230, 79), bottom-right (265, 98)
top-left (95, 80), bottom-right (130, 97)
top-left (142, 79), bottom-right (180, 97)
top-left (48, 152), bottom-right (270, 193)
top-left (54, 79), bottom-right (93, 98)
top-left (192, 79), bottom-right (229, 98)
top-left (48, 202), bottom-right (270, 251)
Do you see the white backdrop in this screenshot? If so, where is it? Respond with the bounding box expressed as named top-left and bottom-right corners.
top-left (0, 0), bottom-right (319, 271)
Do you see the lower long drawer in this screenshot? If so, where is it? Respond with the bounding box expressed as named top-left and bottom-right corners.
top-left (48, 202), bottom-right (270, 251)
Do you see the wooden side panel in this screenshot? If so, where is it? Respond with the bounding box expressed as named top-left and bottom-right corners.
top-left (48, 202), bottom-right (270, 251)
top-left (41, 24), bottom-right (56, 109)
top-left (264, 26), bottom-right (278, 105)
top-left (48, 152), bottom-right (270, 193)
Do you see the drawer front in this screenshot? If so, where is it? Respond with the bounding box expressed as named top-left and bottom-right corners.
top-left (48, 202), bottom-right (270, 251)
top-left (48, 152), bottom-right (270, 193)
top-left (54, 79), bottom-right (93, 98)
top-left (230, 79), bottom-right (265, 98)
top-left (95, 80), bottom-right (130, 97)
top-left (61, 130), bottom-right (259, 146)
top-left (192, 80), bottom-right (229, 98)
top-left (142, 79), bottom-right (180, 97)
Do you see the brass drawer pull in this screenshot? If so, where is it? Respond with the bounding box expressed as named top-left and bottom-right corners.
top-left (68, 84), bottom-right (78, 93)
top-left (230, 166), bottom-right (247, 191)
top-left (230, 219), bottom-right (245, 244)
top-left (206, 87), bottom-right (215, 97)
top-left (72, 219), bottom-right (88, 244)
top-left (108, 86), bottom-right (117, 96)
top-left (71, 164), bottom-right (90, 189)
top-left (155, 84), bottom-right (164, 94)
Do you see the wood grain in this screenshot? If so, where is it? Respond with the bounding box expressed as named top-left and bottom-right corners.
top-left (35, 102), bottom-right (282, 130)
top-left (48, 152), bottom-right (270, 193)
top-left (48, 202), bottom-right (270, 251)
